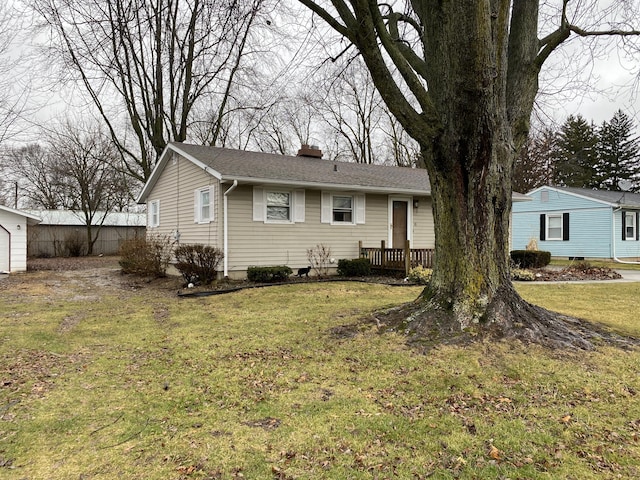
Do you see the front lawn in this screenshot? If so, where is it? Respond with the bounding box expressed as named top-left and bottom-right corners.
top-left (1, 263), bottom-right (639, 479)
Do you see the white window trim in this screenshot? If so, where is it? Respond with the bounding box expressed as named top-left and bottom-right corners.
top-left (148, 200), bottom-right (160, 228)
top-left (546, 214), bottom-right (563, 241)
top-left (253, 187), bottom-right (305, 224)
top-left (265, 189), bottom-right (293, 224)
top-left (625, 211), bottom-right (636, 240)
top-left (195, 185), bottom-right (214, 224)
top-left (332, 194), bottom-right (355, 225)
top-left (321, 191), bottom-right (365, 225)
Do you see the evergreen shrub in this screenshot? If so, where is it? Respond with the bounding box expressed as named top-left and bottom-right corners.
top-left (510, 250), bottom-right (551, 269)
top-left (247, 265), bottom-right (292, 283)
top-left (337, 258), bottom-right (372, 277)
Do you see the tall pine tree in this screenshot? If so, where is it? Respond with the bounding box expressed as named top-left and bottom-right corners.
top-left (553, 115), bottom-right (599, 188)
top-left (597, 110), bottom-right (640, 191)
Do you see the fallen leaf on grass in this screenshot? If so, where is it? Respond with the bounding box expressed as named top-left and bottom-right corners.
top-left (488, 444), bottom-right (501, 461)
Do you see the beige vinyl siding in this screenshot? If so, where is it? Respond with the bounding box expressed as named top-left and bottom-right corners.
top-left (411, 196), bottom-right (435, 247)
top-left (146, 152), bottom-right (221, 247)
top-left (225, 186), bottom-right (435, 275)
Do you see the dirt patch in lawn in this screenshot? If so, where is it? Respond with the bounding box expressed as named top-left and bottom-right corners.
top-left (0, 256), bottom-right (183, 303)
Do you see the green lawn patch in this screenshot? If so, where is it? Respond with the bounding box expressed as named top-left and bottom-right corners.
top-left (1, 268), bottom-right (639, 479)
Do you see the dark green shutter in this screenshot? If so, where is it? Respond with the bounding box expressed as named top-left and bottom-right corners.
top-left (562, 213), bottom-right (570, 241)
top-left (622, 211), bottom-right (627, 241)
top-left (539, 214), bottom-right (546, 241)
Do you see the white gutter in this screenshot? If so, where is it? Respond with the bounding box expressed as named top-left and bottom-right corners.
top-left (612, 206), bottom-right (640, 264)
top-left (223, 180), bottom-right (238, 277)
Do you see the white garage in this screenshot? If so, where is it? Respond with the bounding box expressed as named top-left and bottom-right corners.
top-left (0, 206), bottom-right (41, 273)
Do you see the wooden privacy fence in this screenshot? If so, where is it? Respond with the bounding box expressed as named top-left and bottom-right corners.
top-left (359, 240), bottom-right (434, 275)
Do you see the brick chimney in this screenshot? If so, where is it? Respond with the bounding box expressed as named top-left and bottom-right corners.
top-left (297, 144), bottom-right (323, 158)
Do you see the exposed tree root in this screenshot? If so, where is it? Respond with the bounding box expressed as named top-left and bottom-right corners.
top-left (368, 285), bottom-right (640, 351)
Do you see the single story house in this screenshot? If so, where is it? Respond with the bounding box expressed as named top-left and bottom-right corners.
top-left (512, 185), bottom-right (640, 261)
top-left (0, 205), bottom-right (41, 273)
top-left (137, 143), bottom-right (437, 278)
top-left (27, 210), bottom-right (146, 257)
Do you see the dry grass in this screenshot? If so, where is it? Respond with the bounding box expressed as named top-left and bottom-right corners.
top-left (1, 260), bottom-right (639, 479)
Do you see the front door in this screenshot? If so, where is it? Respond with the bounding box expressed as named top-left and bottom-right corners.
top-left (392, 201), bottom-right (408, 248)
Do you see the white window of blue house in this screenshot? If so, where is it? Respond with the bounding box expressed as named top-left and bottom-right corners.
top-left (148, 200), bottom-right (160, 228)
top-left (540, 213), bottom-right (569, 241)
top-left (622, 211), bottom-right (639, 241)
top-left (195, 186), bottom-right (214, 223)
top-left (625, 212), bottom-right (635, 240)
top-left (546, 214), bottom-right (563, 240)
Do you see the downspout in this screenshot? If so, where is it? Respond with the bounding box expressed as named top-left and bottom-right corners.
top-left (612, 206), bottom-right (640, 264)
top-left (223, 180), bottom-right (238, 277)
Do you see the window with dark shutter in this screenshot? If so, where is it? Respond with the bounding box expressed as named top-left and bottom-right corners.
top-left (622, 211), bottom-right (637, 241)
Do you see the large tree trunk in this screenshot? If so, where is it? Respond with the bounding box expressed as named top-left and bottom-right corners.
top-left (412, 1), bottom-right (515, 329)
top-left (300, 0), bottom-right (640, 349)
top-left (423, 132), bottom-right (513, 331)
top-left (380, 1), bottom-right (624, 349)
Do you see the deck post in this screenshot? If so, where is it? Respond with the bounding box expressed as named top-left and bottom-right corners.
top-left (381, 240), bottom-right (386, 269)
top-left (404, 239), bottom-right (411, 276)
top-left (358, 240), bottom-right (363, 258)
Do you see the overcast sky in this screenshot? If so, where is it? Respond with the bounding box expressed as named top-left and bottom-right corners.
top-left (6, 0), bottom-right (640, 144)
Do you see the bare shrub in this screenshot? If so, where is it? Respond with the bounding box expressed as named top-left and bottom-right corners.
top-left (306, 244), bottom-right (332, 278)
top-left (64, 230), bottom-right (86, 257)
top-left (118, 234), bottom-right (172, 277)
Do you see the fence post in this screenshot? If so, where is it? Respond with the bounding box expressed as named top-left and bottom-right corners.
top-left (358, 240), bottom-right (363, 258)
top-left (404, 239), bottom-right (411, 276)
top-left (381, 240), bottom-right (386, 270)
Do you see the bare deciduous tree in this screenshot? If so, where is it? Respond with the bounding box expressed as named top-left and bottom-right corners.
top-left (513, 128), bottom-right (557, 193)
top-left (9, 143), bottom-right (70, 209)
top-left (46, 119), bottom-right (133, 254)
top-left (316, 60), bottom-right (384, 164)
top-left (299, 0), bottom-right (640, 348)
top-left (30, 0), bottom-right (274, 182)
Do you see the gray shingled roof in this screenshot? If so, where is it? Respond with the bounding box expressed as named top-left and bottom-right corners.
top-left (138, 143), bottom-right (531, 203)
top-left (560, 186), bottom-right (640, 208)
top-left (171, 142), bottom-right (431, 194)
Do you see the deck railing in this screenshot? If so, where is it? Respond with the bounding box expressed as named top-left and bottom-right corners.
top-left (358, 240), bottom-right (434, 276)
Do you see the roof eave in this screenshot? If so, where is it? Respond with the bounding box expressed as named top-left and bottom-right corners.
top-left (531, 185), bottom-right (616, 207)
top-left (136, 143), bottom-right (223, 204)
top-left (220, 176), bottom-right (431, 195)
top-left (0, 205), bottom-right (42, 223)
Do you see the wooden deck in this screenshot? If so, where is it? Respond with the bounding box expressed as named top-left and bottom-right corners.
top-left (359, 240), bottom-right (434, 275)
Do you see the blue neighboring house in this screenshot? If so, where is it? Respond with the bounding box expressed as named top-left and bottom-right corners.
top-left (512, 186), bottom-right (640, 260)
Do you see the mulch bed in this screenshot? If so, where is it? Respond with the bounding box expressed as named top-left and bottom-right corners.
top-left (529, 265), bottom-right (622, 282)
